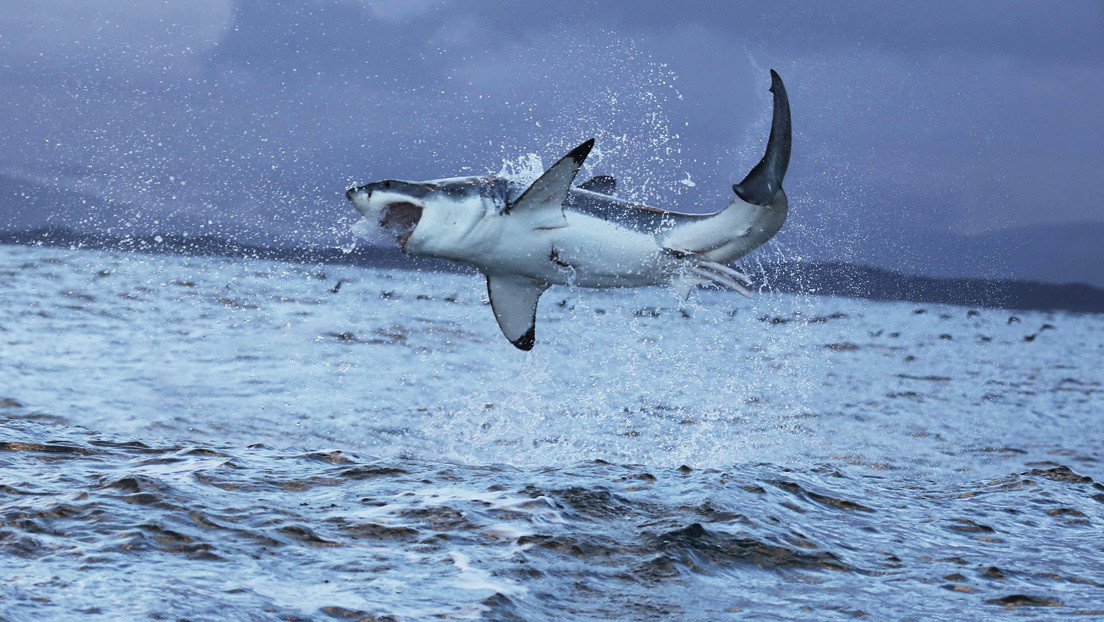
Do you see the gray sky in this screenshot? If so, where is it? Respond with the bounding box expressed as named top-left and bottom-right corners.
top-left (1, 1), bottom-right (1102, 280)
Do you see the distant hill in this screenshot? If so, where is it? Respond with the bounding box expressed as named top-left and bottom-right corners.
top-left (0, 226), bottom-right (463, 274)
top-left (3, 227), bottom-right (1102, 314)
top-left (0, 171), bottom-right (135, 231)
top-left (762, 260), bottom-right (1104, 314)
top-left (840, 220), bottom-right (1104, 289)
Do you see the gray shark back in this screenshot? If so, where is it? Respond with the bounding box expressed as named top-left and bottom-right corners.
top-left (563, 187), bottom-right (714, 234)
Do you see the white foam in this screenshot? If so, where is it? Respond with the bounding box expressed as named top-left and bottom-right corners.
top-left (448, 551), bottom-right (527, 596)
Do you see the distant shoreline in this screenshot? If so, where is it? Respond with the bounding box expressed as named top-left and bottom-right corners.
top-left (2, 227), bottom-right (1102, 314)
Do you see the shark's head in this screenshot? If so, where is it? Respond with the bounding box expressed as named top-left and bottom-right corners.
top-left (345, 176), bottom-right (509, 255)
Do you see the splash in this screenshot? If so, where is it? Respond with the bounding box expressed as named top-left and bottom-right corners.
top-left (482, 35), bottom-right (694, 210)
top-left (349, 216), bottom-right (392, 247)
top-left (497, 153), bottom-right (545, 185)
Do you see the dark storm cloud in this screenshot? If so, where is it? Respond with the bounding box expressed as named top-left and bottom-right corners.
top-left (590, 1), bottom-right (1104, 62)
top-left (1, 1), bottom-right (1101, 282)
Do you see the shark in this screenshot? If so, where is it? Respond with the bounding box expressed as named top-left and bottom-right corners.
top-left (346, 69), bottom-right (791, 350)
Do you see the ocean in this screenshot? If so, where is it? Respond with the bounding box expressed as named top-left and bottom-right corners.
top-left (2, 243), bottom-right (1102, 620)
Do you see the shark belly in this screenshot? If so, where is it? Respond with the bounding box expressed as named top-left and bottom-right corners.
top-left (462, 210), bottom-right (671, 288)
top-left (549, 211), bottom-right (672, 288)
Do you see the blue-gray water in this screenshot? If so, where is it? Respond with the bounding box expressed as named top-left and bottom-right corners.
top-left (2, 244), bottom-right (1103, 620)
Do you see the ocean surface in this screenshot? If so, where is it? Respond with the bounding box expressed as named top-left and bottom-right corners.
top-left (1, 242), bottom-right (1102, 621)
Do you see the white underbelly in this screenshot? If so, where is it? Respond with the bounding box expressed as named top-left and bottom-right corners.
top-left (467, 212), bottom-right (672, 288)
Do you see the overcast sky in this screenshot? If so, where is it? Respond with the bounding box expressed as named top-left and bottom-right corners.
top-left (1, 1), bottom-right (1102, 275)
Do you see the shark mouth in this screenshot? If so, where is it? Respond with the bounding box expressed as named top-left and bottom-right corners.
top-left (379, 201), bottom-right (423, 251)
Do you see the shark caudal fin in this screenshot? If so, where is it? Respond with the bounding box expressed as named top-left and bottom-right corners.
top-left (733, 69), bottom-right (791, 206)
top-left (660, 72), bottom-right (792, 292)
top-left (663, 70), bottom-right (792, 266)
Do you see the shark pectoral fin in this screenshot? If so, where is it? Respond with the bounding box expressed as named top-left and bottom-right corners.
top-left (487, 275), bottom-right (549, 351)
top-left (508, 139), bottom-right (595, 229)
top-left (577, 175), bottom-right (616, 195)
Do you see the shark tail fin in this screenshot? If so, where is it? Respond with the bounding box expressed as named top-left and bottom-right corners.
top-left (660, 70), bottom-right (791, 266)
top-left (733, 69), bottom-right (791, 207)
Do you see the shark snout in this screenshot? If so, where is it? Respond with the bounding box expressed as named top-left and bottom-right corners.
top-left (344, 180), bottom-right (426, 250)
top-left (346, 185), bottom-right (373, 215)
top-left (345, 180), bottom-right (435, 218)
top-left (347, 182), bottom-right (381, 201)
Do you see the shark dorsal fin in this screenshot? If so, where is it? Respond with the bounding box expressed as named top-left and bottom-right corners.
top-left (486, 275), bottom-right (549, 350)
top-left (577, 175), bottom-right (616, 195)
top-left (507, 139), bottom-right (594, 229)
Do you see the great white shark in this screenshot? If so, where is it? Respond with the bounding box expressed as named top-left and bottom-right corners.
top-left (346, 69), bottom-right (791, 350)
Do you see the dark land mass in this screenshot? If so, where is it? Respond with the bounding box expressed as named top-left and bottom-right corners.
top-left (2, 227), bottom-right (1102, 314)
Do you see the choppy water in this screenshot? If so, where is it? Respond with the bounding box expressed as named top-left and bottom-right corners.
top-left (2, 243), bottom-right (1103, 620)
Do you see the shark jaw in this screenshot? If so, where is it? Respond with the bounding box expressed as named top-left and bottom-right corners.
top-left (346, 185), bottom-right (428, 252)
top-left (378, 201), bottom-right (422, 251)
